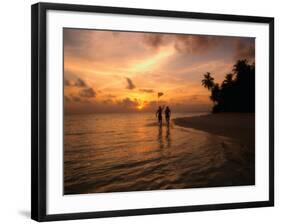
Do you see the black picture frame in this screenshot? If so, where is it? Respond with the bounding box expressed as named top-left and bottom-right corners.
top-left (31, 2), bottom-right (274, 222)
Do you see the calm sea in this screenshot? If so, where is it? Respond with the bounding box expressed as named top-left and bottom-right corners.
top-left (64, 112), bottom-right (253, 194)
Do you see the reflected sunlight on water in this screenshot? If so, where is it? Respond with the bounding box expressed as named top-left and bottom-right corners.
top-left (64, 112), bottom-right (254, 194)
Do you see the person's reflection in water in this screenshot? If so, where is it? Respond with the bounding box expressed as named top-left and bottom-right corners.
top-left (166, 125), bottom-right (171, 148)
top-left (158, 125), bottom-right (164, 149)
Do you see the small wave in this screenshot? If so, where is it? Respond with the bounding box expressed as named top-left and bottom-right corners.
top-left (66, 131), bottom-right (94, 136)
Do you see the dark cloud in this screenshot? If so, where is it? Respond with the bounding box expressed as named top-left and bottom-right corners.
top-left (74, 78), bottom-right (87, 87)
top-left (64, 95), bottom-right (71, 102)
top-left (102, 99), bottom-right (114, 104)
top-left (142, 33), bottom-right (239, 55)
top-left (234, 39), bottom-right (255, 61)
top-left (119, 97), bottom-right (138, 108)
top-left (174, 35), bottom-right (222, 54)
top-left (64, 77), bottom-right (89, 88)
top-left (148, 33), bottom-right (255, 63)
top-left (64, 70), bottom-right (80, 79)
top-left (126, 77), bottom-right (136, 89)
top-left (142, 33), bottom-right (222, 54)
top-left (139, 89), bottom-right (154, 93)
top-left (64, 94), bottom-right (210, 113)
top-left (143, 34), bottom-right (165, 48)
top-left (72, 95), bottom-right (82, 102)
top-left (64, 79), bottom-right (71, 86)
top-left (64, 94), bottom-right (92, 103)
top-left (105, 94), bottom-right (116, 98)
top-left (79, 88), bottom-right (96, 98)
top-left (64, 29), bottom-right (93, 52)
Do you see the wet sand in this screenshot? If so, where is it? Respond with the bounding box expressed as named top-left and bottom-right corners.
top-left (174, 113), bottom-right (255, 149)
top-left (173, 113), bottom-right (255, 187)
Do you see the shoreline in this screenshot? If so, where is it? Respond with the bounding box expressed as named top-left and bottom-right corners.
top-left (173, 113), bottom-right (255, 148)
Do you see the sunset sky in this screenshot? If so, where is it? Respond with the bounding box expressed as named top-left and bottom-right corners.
top-left (64, 28), bottom-right (255, 114)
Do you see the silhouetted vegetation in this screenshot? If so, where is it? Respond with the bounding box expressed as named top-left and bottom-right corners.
top-left (202, 59), bottom-right (255, 113)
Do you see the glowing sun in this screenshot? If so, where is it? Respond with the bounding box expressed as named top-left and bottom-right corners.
top-left (137, 105), bottom-right (143, 110)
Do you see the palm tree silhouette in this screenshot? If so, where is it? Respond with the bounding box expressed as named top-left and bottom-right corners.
top-left (201, 72), bottom-right (214, 90)
top-left (233, 59), bottom-right (248, 74)
top-left (201, 59), bottom-right (255, 113)
top-left (210, 83), bottom-right (220, 103)
top-left (222, 73), bottom-right (234, 88)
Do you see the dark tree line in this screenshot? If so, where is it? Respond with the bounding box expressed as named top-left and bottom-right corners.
top-left (202, 59), bottom-right (255, 113)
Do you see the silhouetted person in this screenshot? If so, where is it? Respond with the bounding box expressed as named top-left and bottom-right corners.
top-left (156, 106), bottom-right (164, 126)
top-left (165, 106), bottom-right (171, 126)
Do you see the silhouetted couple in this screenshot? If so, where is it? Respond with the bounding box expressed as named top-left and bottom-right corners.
top-left (156, 106), bottom-right (171, 126)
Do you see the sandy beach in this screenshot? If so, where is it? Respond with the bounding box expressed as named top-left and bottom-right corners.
top-left (174, 113), bottom-right (255, 149)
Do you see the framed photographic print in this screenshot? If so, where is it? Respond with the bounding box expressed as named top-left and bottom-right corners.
top-left (31, 2), bottom-right (274, 222)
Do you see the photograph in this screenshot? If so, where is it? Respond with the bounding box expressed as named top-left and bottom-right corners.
top-left (63, 28), bottom-right (255, 195)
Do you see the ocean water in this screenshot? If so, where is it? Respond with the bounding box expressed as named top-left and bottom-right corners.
top-left (64, 112), bottom-right (254, 194)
